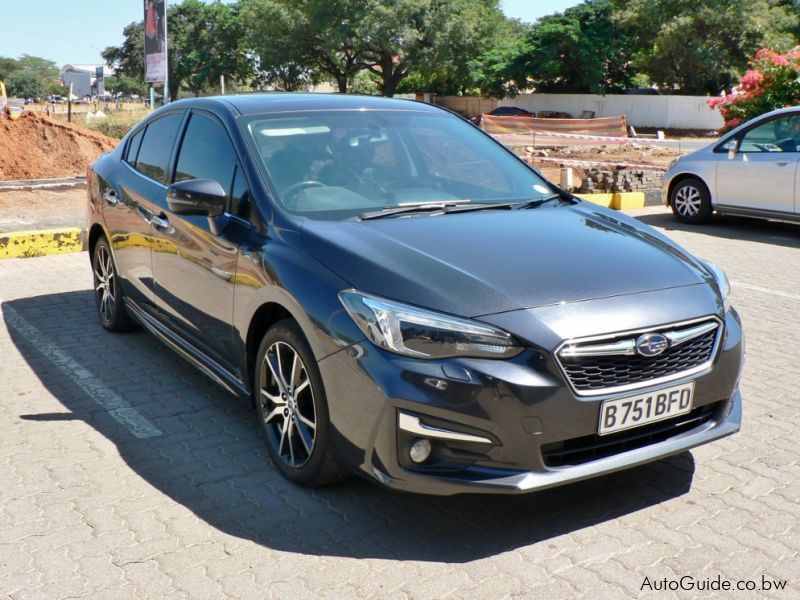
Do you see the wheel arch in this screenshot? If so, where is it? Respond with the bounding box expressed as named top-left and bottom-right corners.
top-left (87, 222), bottom-right (111, 259)
top-left (244, 301), bottom-right (296, 404)
top-left (668, 173), bottom-right (713, 207)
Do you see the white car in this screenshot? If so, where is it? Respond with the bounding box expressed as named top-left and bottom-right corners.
top-left (663, 107), bottom-right (800, 224)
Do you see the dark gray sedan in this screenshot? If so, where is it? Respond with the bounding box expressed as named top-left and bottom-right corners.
top-left (86, 93), bottom-right (742, 495)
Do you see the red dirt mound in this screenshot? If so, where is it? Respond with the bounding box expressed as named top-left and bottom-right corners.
top-left (0, 112), bottom-right (118, 180)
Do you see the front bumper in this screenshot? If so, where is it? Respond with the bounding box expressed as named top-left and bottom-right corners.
top-left (318, 306), bottom-right (743, 496)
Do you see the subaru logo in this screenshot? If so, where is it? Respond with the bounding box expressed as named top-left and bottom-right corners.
top-left (635, 333), bottom-right (669, 357)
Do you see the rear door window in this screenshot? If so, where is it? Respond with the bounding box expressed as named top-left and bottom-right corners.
top-left (135, 112), bottom-right (184, 183)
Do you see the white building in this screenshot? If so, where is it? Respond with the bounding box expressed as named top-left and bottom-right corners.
top-left (60, 64), bottom-right (115, 97)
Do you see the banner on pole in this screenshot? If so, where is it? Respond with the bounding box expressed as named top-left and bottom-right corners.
top-left (144, 0), bottom-right (167, 82)
top-left (95, 66), bottom-right (105, 96)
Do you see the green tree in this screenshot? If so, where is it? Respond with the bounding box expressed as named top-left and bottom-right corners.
top-left (105, 75), bottom-right (148, 97)
top-left (396, 0), bottom-right (516, 95)
top-left (613, 0), bottom-right (800, 94)
top-left (240, 0), bottom-right (366, 93)
top-left (102, 22), bottom-right (145, 82)
top-left (473, 0), bottom-right (635, 97)
top-left (0, 56), bottom-right (18, 82)
top-left (14, 54), bottom-right (59, 80)
top-left (6, 70), bottom-right (43, 98)
top-left (103, 1), bottom-right (252, 101)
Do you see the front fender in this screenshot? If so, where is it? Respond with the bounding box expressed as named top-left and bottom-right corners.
top-left (232, 230), bottom-right (365, 368)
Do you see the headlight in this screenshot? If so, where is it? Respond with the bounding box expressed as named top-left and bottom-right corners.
top-left (704, 261), bottom-right (731, 311)
top-left (339, 290), bottom-right (523, 359)
top-left (668, 157), bottom-right (681, 171)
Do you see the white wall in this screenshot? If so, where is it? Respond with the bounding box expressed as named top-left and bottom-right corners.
top-left (497, 94), bottom-right (723, 131)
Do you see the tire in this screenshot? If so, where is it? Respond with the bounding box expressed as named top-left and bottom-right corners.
top-left (670, 177), bottom-right (712, 224)
top-left (254, 319), bottom-right (346, 487)
top-left (92, 237), bottom-right (135, 332)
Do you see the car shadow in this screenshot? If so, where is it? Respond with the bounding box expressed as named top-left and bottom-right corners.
top-left (5, 290), bottom-right (695, 563)
top-left (636, 211), bottom-right (800, 249)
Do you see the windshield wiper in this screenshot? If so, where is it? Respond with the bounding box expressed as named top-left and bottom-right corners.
top-left (358, 194), bottom-right (565, 220)
top-left (359, 202), bottom-right (465, 220)
top-left (513, 193), bottom-right (562, 209)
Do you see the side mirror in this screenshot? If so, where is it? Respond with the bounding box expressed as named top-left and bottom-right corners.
top-left (167, 179), bottom-right (226, 217)
top-left (724, 138), bottom-right (738, 160)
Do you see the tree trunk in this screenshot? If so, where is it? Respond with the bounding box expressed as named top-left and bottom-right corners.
top-left (336, 75), bottom-right (347, 94)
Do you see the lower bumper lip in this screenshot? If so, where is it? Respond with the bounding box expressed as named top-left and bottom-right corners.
top-left (381, 389), bottom-right (741, 495)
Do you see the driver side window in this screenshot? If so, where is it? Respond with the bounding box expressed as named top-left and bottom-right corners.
top-left (739, 114), bottom-right (800, 153)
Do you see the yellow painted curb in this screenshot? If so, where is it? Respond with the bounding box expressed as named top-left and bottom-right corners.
top-left (612, 192), bottom-right (646, 210)
top-left (575, 193), bottom-right (614, 208)
top-left (0, 228), bottom-right (85, 259)
top-left (576, 192), bottom-right (646, 211)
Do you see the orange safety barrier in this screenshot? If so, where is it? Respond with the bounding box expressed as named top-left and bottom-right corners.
top-left (481, 114), bottom-right (628, 138)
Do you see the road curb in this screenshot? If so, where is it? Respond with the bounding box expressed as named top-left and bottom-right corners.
top-left (576, 192), bottom-right (646, 211)
top-left (0, 228), bottom-right (86, 259)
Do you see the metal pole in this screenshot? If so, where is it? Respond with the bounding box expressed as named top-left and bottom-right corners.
top-left (67, 82), bottom-right (73, 123)
top-left (220, 75), bottom-right (225, 95)
top-left (163, 0), bottom-right (169, 103)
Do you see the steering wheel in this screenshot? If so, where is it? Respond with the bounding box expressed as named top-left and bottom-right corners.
top-left (282, 180), bottom-right (325, 208)
top-left (753, 142), bottom-right (779, 152)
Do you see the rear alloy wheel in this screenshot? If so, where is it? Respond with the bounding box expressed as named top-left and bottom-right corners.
top-left (92, 237), bottom-right (134, 332)
top-left (255, 319), bottom-right (345, 486)
top-left (670, 178), bottom-right (712, 224)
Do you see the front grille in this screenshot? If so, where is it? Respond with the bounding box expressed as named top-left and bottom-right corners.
top-left (541, 401), bottom-right (723, 468)
top-left (557, 319), bottom-right (721, 394)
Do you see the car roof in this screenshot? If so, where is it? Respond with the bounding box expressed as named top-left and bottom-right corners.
top-left (162, 93), bottom-right (442, 116)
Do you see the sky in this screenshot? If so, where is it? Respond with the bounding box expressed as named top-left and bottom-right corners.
top-left (0, 1), bottom-right (582, 69)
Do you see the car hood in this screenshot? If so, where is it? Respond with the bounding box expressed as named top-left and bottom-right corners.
top-left (301, 202), bottom-right (712, 318)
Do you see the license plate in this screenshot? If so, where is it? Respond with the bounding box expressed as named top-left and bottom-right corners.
top-left (598, 382), bottom-right (694, 436)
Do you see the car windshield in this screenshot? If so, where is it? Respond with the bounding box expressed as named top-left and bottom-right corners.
top-left (243, 109), bottom-right (555, 220)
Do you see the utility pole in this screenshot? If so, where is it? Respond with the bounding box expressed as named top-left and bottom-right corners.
top-left (163, 0), bottom-right (170, 103)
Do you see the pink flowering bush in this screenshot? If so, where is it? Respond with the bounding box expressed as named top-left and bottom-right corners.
top-left (707, 47), bottom-right (800, 131)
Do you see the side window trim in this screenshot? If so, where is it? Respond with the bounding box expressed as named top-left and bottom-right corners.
top-left (124, 126), bottom-right (146, 165)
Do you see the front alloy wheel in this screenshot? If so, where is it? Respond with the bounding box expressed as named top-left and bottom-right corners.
top-left (254, 319), bottom-right (345, 486)
top-left (260, 341), bottom-right (317, 468)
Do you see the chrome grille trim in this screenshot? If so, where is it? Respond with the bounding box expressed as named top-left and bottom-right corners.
top-left (555, 316), bottom-right (724, 397)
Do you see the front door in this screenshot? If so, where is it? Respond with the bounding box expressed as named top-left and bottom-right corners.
top-left (716, 112), bottom-right (800, 215)
top-left (151, 110), bottom-right (248, 375)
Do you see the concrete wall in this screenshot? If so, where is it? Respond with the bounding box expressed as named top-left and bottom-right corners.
top-left (497, 94), bottom-right (723, 131)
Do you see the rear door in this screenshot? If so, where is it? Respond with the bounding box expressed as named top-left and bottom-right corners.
top-left (716, 112), bottom-right (800, 215)
top-left (150, 109), bottom-right (250, 375)
top-left (104, 111), bottom-right (185, 310)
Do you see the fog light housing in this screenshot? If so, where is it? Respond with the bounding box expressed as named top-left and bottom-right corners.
top-left (409, 438), bottom-right (432, 464)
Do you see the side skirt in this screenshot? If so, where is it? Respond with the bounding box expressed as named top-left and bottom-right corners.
top-left (124, 298), bottom-right (252, 402)
top-left (716, 204), bottom-right (800, 225)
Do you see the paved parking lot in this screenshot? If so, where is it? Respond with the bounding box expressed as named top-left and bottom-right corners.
top-left (0, 208), bottom-right (798, 599)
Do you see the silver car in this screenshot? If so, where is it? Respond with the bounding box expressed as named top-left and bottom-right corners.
top-left (663, 106), bottom-right (800, 224)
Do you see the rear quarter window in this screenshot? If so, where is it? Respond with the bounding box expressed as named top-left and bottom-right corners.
top-left (135, 112), bottom-right (184, 183)
top-left (125, 128), bottom-right (145, 165)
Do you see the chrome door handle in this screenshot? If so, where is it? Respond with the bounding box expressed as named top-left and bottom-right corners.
top-left (103, 189), bottom-right (119, 205)
top-left (151, 213), bottom-right (170, 231)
